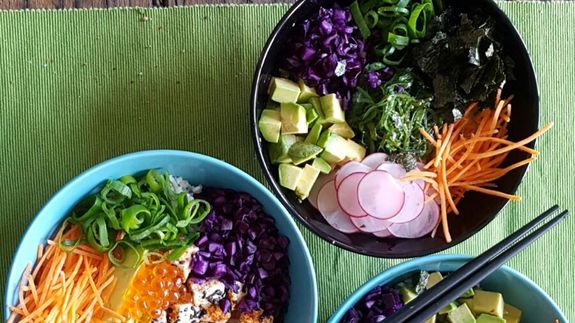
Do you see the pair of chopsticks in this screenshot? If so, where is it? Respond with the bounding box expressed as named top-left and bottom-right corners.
top-left (385, 205), bottom-right (569, 323)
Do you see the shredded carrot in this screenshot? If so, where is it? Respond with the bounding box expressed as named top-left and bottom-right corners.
top-left (404, 94), bottom-right (552, 242)
top-left (9, 222), bottom-right (124, 322)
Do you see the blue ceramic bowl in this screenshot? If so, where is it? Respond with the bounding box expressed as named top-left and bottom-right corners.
top-left (329, 254), bottom-right (566, 323)
top-left (4, 150), bottom-right (318, 322)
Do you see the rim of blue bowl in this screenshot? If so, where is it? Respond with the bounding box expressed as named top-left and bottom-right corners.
top-left (4, 150), bottom-right (318, 321)
top-left (250, 0), bottom-right (540, 258)
top-left (327, 254), bottom-right (566, 322)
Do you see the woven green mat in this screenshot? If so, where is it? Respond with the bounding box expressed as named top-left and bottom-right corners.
top-left (0, 3), bottom-right (574, 321)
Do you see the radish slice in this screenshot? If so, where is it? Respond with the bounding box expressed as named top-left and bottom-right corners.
top-left (350, 215), bottom-right (391, 233)
top-left (357, 171), bottom-right (405, 219)
top-left (335, 162), bottom-right (372, 188)
top-left (386, 182), bottom-right (425, 224)
top-left (388, 201), bottom-right (440, 238)
top-left (373, 229), bottom-right (393, 238)
top-left (361, 153), bottom-right (388, 169)
top-left (376, 162), bottom-right (407, 179)
top-left (337, 173), bottom-right (367, 217)
top-left (309, 172), bottom-right (336, 209)
top-left (317, 180), bottom-right (359, 233)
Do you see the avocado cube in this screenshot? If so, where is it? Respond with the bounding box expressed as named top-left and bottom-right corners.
top-left (280, 102), bottom-right (308, 135)
top-left (305, 123), bottom-right (323, 145)
top-left (316, 130), bottom-right (332, 148)
top-left (320, 134), bottom-right (348, 164)
top-left (447, 303), bottom-right (476, 323)
top-left (258, 109), bottom-right (282, 143)
top-left (503, 304), bottom-right (521, 323)
top-left (329, 122), bottom-right (355, 139)
top-left (344, 139), bottom-right (367, 161)
top-left (473, 290), bottom-right (504, 318)
top-left (278, 164), bottom-right (303, 191)
top-left (426, 272), bottom-right (444, 289)
top-left (425, 316), bottom-right (437, 323)
top-left (288, 142), bottom-right (323, 165)
top-left (400, 287), bottom-right (418, 304)
top-left (312, 157), bottom-right (332, 174)
top-left (268, 134), bottom-right (300, 164)
top-left (319, 94), bottom-right (345, 124)
top-left (297, 79), bottom-right (319, 103)
top-left (295, 164), bottom-right (321, 200)
top-left (476, 314), bottom-right (506, 323)
top-left (461, 288), bottom-right (476, 298)
top-left (439, 302), bottom-right (459, 315)
top-left (302, 103), bottom-right (319, 125)
top-left (459, 298), bottom-right (475, 315)
top-left (268, 77), bottom-right (300, 103)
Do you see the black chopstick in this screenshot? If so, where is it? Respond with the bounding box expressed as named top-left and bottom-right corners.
top-left (384, 206), bottom-right (568, 323)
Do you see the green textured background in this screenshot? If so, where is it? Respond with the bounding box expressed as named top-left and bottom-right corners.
top-left (0, 3), bottom-right (574, 321)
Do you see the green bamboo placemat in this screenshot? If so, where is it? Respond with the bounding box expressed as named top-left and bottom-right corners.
top-left (0, 3), bottom-right (574, 321)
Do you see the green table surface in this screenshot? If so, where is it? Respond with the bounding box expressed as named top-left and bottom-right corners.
top-left (0, 3), bottom-right (574, 322)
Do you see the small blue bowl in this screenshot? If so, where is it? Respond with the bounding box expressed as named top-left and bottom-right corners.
top-left (329, 254), bottom-right (566, 323)
top-left (4, 150), bottom-right (318, 322)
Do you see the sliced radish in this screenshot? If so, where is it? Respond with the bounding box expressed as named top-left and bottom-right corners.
top-left (317, 180), bottom-right (358, 233)
top-left (373, 229), bottom-right (393, 238)
top-left (337, 173), bottom-right (367, 217)
top-left (350, 215), bottom-right (391, 233)
top-left (357, 171), bottom-right (405, 219)
top-left (309, 172), bottom-right (336, 209)
top-left (335, 162), bottom-right (372, 188)
top-left (388, 201), bottom-right (440, 238)
top-left (376, 162), bottom-right (407, 179)
top-left (386, 182), bottom-right (425, 224)
top-left (361, 153), bottom-right (388, 169)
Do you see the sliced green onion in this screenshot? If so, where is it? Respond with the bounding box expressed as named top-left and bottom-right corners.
top-left (365, 10), bottom-right (379, 29)
top-left (166, 244), bottom-right (190, 261)
top-left (351, 1), bottom-right (371, 40)
top-left (120, 175), bottom-right (137, 185)
top-left (146, 169), bottom-right (164, 193)
top-left (101, 202), bottom-right (121, 230)
top-left (387, 32), bottom-right (410, 49)
top-left (120, 205), bottom-right (150, 232)
top-left (70, 196), bottom-right (102, 223)
top-left (100, 180), bottom-right (132, 205)
top-left (378, 6), bottom-right (410, 17)
top-left (108, 241), bottom-right (142, 268)
top-left (366, 62), bottom-right (386, 72)
top-left (129, 215), bottom-right (171, 241)
top-left (408, 3), bottom-right (431, 39)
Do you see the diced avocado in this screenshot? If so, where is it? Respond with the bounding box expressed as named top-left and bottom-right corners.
top-left (439, 302), bottom-right (459, 314)
top-left (425, 316), bottom-right (437, 323)
top-left (461, 288), bottom-right (476, 298)
top-left (503, 304), bottom-right (521, 323)
top-left (297, 79), bottom-right (319, 103)
top-left (305, 123), bottom-right (323, 145)
top-left (302, 103), bottom-right (319, 125)
top-left (447, 303), bottom-right (476, 323)
top-left (258, 109), bottom-right (282, 143)
top-left (329, 122), bottom-right (355, 139)
top-left (309, 97), bottom-right (324, 117)
top-left (312, 157), bottom-right (332, 174)
top-left (476, 314), bottom-right (506, 323)
top-left (288, 142), bottom-right (323, 165)
top-left (295, 164), bottom-right (321, 200)
top-left (426, 272), bottom-right (444, 289)
top-left (473, 290), bottom-right (504, 318)
top-left (268, 77), bottom-right (300, 103)
top-left (316, 130), bottom-right (332, 148)
top-left (280, 102), bottom-right (308, 135)
top-left (344, 139), bottom-right (367, 161)
top-left (265, 99), bottom-right (280, 111)
top-left (319, 93), bottom-right (345, 123)
top-left (268, 134), bottom-right (300, 164)
top-left (320, 134), bottom-right (348, 164)
top-left (459, 298), bottom-right (475, 314)
top-left (278, 164), bottom-right (303, 190)
top-left (400, 287), bottom-right (418, 304)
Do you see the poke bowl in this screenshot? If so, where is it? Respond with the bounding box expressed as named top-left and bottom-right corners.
top-left (329, 254), bottom-right (567, 322)
top-left (5, 150), bottom-right (318, 322)
top-left (250, 0), bottom-right (545, 257)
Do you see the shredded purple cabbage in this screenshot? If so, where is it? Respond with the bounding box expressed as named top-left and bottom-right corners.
top-left (284, 6), bottom-right (367, 109)
top-left (192, 188), bottom-right (290, 320)
top-left (342, 286), bottom-right (404, 323)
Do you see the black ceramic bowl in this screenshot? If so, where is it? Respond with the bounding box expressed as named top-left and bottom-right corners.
top-left (250, 0), bottom-right (539, 257)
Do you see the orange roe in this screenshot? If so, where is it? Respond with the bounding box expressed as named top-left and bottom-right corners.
top-left (119, 261), bottom-right (191, 321)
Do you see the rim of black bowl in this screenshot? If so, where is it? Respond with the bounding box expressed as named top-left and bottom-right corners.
top-left (250, 0), bottom-right (540, 258)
